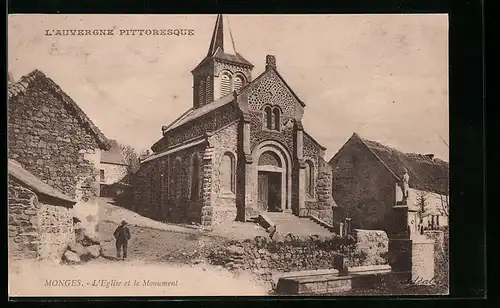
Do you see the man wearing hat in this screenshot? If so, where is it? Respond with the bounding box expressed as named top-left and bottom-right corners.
top-left (113, 219), bottom-right (131, 260)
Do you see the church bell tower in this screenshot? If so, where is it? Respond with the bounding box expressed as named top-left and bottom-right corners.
top-left (191, 14), bottom-right (254, 109)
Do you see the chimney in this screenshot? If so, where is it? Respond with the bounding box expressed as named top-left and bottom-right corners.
top-left (161, 125), bottom-right (168, 135)
top-left (265, 55), bottom-right (276, 70)
top-left (424, 154), bottom-right (434, 160)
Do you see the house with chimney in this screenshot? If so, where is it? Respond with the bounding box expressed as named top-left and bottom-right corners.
top-left (134, 15), bottom-right (335, 227)
top-left (8, 70), bottom-right (110, 260)
top-left (329, 133), bottom-right (449, 234)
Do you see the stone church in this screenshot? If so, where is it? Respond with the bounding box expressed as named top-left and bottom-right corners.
top-left (134, 15), bottom-right (334, 226)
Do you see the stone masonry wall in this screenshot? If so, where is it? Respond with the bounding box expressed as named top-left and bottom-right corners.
top-left (303, 133), bottom-right (324, 192)
top-left (134, 144), bottom-right (205, 225)
top-left (249, 111), bottom-right (294, 155)
top-left (301, 159), bottom-right (334, 225)
top-left (208, 122), bottom-right (239, 225)
top-left (8, 177), bottom-right (75, 261)
top-left (8, 78), bottom-right (102, 236)
top-left (331, 138), bottom-right (397, 231)
top-left (8, 81), bottom-right (101, 200)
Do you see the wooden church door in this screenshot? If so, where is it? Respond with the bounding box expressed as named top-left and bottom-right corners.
top-left (258, 172), bottom-right (269, 210)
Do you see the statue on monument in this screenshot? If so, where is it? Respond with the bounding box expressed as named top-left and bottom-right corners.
top-left (401, 168), bottom-right (410, 202)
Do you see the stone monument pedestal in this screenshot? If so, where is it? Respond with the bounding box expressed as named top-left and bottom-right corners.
top-left (411, 235), bottom-right (435, 285)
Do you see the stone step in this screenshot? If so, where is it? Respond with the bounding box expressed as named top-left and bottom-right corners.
top-left (250, 212), bottom-right (334, 236)
top-left (306, 217), bottom-right (336, 233)
top-left (276, 270), bottom-right (411, 295)
top-left (277, 273), bottom-right (352, 295)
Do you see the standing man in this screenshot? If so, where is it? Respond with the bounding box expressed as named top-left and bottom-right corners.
top-left (114, 219), bottom-right (131, 260)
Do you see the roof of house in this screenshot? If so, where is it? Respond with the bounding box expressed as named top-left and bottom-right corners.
top-left (8, 69), bottom-right (110, 150)
top-left (332, 133), bottom-right (449, 195)
top-left (8, 159), bottom-right (77, 205)
top-left (101, 139), bottom-right (127, 165)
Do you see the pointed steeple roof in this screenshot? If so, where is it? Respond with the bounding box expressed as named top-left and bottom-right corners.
top-left (193, 14), bottom-right (253, 72)
top-left (207, 14), bottom-right (224, 56)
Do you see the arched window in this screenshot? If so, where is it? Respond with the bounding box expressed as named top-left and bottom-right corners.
top-left (220, 73), bottom-right (232, 97)
top-left (305, 160), bottom-right (314, 197)
top-left (273, 107), bottom-right (281, 131)
top-left (233, 75), bottom-right (244, 92)
top-left (221, 152), bottom-right (235, 194)
top-left (264, 106), bottom-right (272, 130)
top-left (190, 155), bottom-right (200, 201)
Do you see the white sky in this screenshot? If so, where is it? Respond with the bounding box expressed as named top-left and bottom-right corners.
top-left (8, 14), bottom-right (449, 161)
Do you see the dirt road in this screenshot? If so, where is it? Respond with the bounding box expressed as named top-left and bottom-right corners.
top-left (9, 199), bottom-right (272, 297)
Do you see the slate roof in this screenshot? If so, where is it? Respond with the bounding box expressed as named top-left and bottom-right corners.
top-left (213, 49), bottom-right (254, 67)
top-left (332, 133), bottom-right (449, 195)
top-left (101, 139), bottom-right (127, 165)
top-left (8, 69), bottom-right (110, 150)
top-left (163, 92), bottom-right (236, 133)
top-left (8, 159), bottom-right (77, 205)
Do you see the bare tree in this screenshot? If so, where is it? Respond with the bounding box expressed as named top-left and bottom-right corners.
top-left (118, 143), bottom-right (140, 174)
top-left (415, 190), bottom-right (429, 221)
top-left (436, 194), bottom-right (449, 217)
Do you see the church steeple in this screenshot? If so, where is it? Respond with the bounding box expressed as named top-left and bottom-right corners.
top-left (191, 14), bottom-right (254, 109)
top-left (207, 14), bottom-right (224, 56)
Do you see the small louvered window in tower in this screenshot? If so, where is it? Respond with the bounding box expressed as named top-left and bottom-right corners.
top-left (220, 73), bottom-right (232, 97)
top-left (199, 78), bottom-right (206, 106)
top-left (205, 75), bottom-right (211, 103)
top-left (233, 75), bottom-right (244, 92)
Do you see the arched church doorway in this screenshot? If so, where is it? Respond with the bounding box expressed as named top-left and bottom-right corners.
top-left (257, 151), bottom-right (283, 212)
top-left (253, 141), bottom-right (292, 212)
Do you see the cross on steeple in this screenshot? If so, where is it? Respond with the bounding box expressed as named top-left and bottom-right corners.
top-left (207, 14), bottom-right (238, 56)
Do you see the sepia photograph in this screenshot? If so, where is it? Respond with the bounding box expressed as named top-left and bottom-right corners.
top-left (8, 14), bottom-right (449, 297)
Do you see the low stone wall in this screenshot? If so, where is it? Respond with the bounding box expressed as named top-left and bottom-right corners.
top-left (9, 180), bottom-right (41, 260)
top-left (207, 236), bottom-right (344, 274)
top-left (351, 229), bottom-right (389, 266)
top-left (8, 178), bottom-right (75, 261)
top-left (38, 203), bottom-right (75, 260)
top-left (208, 230), bottom-right (389, 274)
